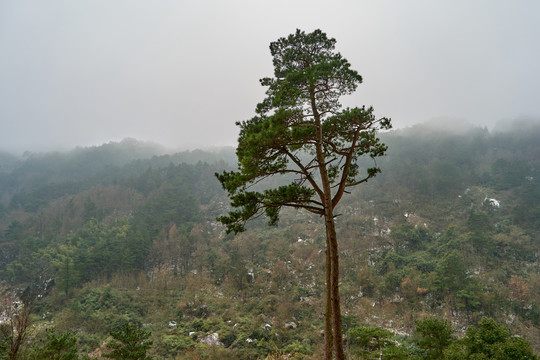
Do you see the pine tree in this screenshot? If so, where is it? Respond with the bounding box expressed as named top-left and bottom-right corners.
top-left (216, 29), bottom-right (390, 359)
top-left (104, 323), bottom-right (153, 360)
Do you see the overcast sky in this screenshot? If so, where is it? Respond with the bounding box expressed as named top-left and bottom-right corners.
top-left (1, 1), bottom-right (539, 153)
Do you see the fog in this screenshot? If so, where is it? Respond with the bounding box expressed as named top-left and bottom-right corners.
top-left (1, 1), bottom-right (539, 153)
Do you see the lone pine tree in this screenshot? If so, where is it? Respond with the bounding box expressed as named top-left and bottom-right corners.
top-left (216, 29), bottom-right (391, 359)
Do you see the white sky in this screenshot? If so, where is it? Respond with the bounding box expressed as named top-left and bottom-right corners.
top-left (1, 0), bottom-right (539, 153)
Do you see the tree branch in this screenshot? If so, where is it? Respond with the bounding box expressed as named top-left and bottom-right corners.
top-left (283, 148), bottom-right (325, 199)
top-left (332, 125), bottom-right (362, 207)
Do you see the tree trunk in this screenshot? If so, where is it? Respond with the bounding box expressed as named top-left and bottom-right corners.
top-left (326, 214), bottom-right (345, 360)
top-left (324, 237), bottom-right (333, 359)
top-left (311, 85), bottom-right (344, 359)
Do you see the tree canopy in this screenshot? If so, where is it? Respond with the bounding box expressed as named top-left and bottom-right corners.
top-left (216, 28), bottom-right (390, 231)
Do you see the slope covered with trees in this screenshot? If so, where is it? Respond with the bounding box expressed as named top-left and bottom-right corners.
top-left (0, 120), bottom-right (539, 359)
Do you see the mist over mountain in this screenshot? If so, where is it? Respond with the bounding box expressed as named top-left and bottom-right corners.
top-left (492, 116), bottom-right (540, 134)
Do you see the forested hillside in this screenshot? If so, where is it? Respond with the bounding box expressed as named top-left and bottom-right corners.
top-left (1, 120), bottom-right (539, 359)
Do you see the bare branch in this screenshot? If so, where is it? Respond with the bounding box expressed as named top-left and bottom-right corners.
top-left (332, 124), bottom-right (363, 207)
top-left (283, 148), bottom-right (324, 199)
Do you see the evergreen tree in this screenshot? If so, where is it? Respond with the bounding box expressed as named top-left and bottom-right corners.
top-left (445, 317), bottom-right (538, 360)
top-left (414, 317), bottom-right (453, 359)
top-left (104, 323), bottom-right (153, 360)
top-left (26, 328), bottom-right (80, 360)
top-left (216, 29), bottom-right (390, 359)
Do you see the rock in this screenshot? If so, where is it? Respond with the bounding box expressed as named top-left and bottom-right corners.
top-left (198, 332), bottom-right (223, 347)
top-left (484, 197), bottom-right (500, 208)
top-left (285, 322), bottom-right (297, 329)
